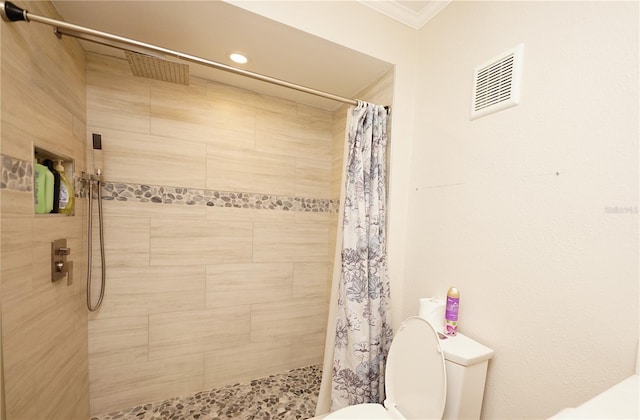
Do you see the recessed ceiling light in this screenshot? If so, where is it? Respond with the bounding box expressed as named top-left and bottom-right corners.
top-left (229, 52), bottom-right (249, 64)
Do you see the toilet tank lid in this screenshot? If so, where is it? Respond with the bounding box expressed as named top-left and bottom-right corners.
top-left (439, 333), bottom-right (494, 366)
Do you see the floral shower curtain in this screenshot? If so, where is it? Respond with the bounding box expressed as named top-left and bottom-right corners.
top-left (327, 101), bottom-right (393, 412)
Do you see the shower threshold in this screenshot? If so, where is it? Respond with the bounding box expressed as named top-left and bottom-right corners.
top-left (91, 364), bottom-right (322, 420)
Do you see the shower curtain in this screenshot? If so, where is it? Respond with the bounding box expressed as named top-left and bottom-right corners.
top-left (316, 101), bottom-right (393, 414)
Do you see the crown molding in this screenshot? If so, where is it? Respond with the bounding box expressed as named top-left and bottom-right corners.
top-left (360, 0), bottom-right (452, 30)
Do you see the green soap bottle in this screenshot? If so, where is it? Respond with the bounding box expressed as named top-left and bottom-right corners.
top-left (34, 163), bottom-right (54, 214)
top-left (34, 163), bottom-right (47, 214)
top-left (55, 160), bottom-right (74, 214)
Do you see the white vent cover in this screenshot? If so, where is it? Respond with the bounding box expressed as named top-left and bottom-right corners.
top-left (470, 44), bottom-right (524, 120)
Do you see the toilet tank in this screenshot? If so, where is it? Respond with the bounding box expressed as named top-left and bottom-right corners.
top-left (439, 333), bottom-right (494, 420)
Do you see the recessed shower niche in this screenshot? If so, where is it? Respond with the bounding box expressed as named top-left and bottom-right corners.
top-left (33, 146), bottom-right (76, 215)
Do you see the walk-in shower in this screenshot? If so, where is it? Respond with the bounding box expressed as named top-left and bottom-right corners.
top-left (0, 0), bottom-right (368, 313)
top-left (0, 0), bottom-right (365, 314)
top-left (0, 1), bottom-right (392, 417)
top-left (0, 0), bottom-right (362, 316)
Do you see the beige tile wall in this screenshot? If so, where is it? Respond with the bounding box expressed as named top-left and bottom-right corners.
top-left (0, 2), bottom-right (89, 419)
top-left (86, 52), bottom-right (336, 414)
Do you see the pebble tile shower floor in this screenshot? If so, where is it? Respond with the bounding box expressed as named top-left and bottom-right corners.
top-left (91, 365), bottom-right (322, 420)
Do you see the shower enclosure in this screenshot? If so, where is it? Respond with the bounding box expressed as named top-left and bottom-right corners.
top-left (0, 1), bottom-right (393, 417)
top-left (84, 51), bottom-right (344, 413)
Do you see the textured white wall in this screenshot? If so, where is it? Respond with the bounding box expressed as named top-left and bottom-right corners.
top-left (403, 1), bottom-right (639, 418)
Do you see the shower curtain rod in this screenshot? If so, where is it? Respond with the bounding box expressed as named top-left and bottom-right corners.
top-left (0, 1), bottom-right (360, 106)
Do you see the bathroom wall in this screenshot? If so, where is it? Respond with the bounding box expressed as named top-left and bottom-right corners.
top-left (404, 2), bottom-right (639, 418)
top-left (85, 52), bottom-right (339, 414)
top-left (0, 2), bottom-right (89, 419)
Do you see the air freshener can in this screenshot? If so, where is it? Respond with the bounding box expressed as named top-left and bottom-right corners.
top-left (445, 287), bottom-right (460, 336)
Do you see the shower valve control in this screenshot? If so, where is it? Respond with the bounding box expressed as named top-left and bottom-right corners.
top-left (56, 247), bottom-right (70, 256)
top-left (51, 238), bottom-right (72, 285)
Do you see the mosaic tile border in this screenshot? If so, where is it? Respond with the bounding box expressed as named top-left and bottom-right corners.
top-left (0, 155), bottom-right (33, 192)
top-left (0, 154), bottom-right (338, 214)
top-left (102, 182), bottom-right (339, 213)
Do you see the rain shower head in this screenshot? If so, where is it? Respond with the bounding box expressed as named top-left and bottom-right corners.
top-left (125, 51), bottom-right (189, 86)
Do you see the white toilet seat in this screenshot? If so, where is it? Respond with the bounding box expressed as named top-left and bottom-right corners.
top-left (324, 403), bottom-right (394, 419)
top-left (324, 317), bottom-right (446, 420)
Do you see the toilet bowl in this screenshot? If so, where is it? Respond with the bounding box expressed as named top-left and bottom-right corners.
top-left (325, 316), bottom-right (447, 419)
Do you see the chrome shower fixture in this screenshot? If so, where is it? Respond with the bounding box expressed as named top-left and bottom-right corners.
top-left (125, 51), bottom-right (189, 85)
top-left (80, 132), bottom-right (107, 312)
top-left (92, 133), bottom-right (103, 177)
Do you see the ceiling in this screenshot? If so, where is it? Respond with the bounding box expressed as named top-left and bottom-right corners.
top-left (360, 0), bottom-right (452, 29)
top-left (50, 1), bottom-right (448, 111)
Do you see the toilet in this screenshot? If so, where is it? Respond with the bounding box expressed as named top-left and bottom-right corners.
top-left (325, 316), bottom-right (494, 420)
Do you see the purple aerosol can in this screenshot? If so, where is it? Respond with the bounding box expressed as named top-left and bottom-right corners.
top-left (445, 287), bottom-right (460, 336)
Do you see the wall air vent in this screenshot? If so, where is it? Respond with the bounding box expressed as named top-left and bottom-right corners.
top-left (470, 44), bottom-right (524, 120)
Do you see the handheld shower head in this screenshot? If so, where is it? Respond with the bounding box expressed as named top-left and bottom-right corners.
top-left (92, 133), bottom-right (103, 177)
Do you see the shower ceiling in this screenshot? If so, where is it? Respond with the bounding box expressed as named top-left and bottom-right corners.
top-left (50, 1), bottom-right (397, 111)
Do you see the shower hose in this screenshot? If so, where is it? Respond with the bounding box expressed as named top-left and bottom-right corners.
top-left (86, 177), bottom-right (106, 311)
